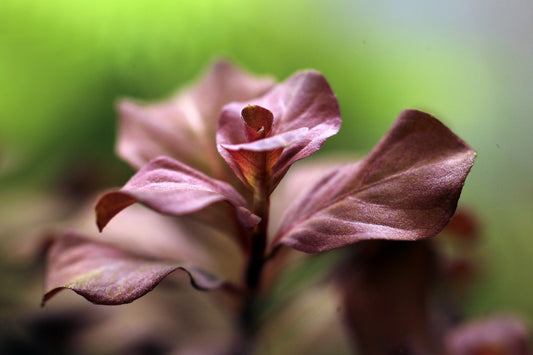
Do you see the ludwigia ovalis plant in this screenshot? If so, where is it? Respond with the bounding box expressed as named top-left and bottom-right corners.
top-left (42, 60), bottom-right (478, 354)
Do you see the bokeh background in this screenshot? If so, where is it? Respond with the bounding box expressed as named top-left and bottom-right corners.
top-left (1, 0), bottom-right (532, 352)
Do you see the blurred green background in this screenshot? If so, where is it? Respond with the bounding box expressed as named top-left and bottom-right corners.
top-left (1, 0), bottom-right (532, 326)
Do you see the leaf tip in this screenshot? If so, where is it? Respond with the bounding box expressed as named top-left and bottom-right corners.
top-left (41, 288), bottom-right (62, 307)
top-left (95, 191), bottom-right (137, 233)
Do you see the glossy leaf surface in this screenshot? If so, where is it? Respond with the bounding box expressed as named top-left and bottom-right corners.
top-left (217, 70), bottom-right (341, 191)
top-left (96, 156), bottom-right (259, 232)
top-left (274, 110), bottom-right (476, 253)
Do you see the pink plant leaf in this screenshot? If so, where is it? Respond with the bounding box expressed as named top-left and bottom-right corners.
top-left (96, 156), bottom-right (259, 232)
top-left (217, 70), bottom-right (341, 191)
top-left (43, 232), bottom-right (225, 305)
top-left (269, 154), bottom-right (358, 242)
top-left (445, 316), bottom-right (531, 354)
top-left (117, 59), bottom-right (275, 178)
top-left (273, 110), bottom-right (476, 253)
top-left (72, 201), bottom-right (245, 284)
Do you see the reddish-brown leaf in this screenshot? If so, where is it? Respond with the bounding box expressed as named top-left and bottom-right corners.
top-left (217, 70), bottom-right (341, 192)
top-left (274, 110), bottom-right (476, 253)
top-left (96, 156), bottom-right (259, 232)
top-left (43, 233), bottom-right (226, 305)
top-left (117, 60), bottom-right (274, 179)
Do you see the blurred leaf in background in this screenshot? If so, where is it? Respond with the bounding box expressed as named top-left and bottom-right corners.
top-left (0, 0), bottom-right (532, 336)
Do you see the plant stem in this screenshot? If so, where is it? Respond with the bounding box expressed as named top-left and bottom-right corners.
top-left (236, 155), bottom-right (271, 353)
top-left (245, 150), bottom-right (271, 294)
top-left (245, 195), bottom-right (269, 292)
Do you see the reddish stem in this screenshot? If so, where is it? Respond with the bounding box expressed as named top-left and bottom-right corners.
top-left (235, 153), bottom-right (271, 353)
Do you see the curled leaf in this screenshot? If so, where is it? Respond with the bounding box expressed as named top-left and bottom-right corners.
top-left (73, 201), bottom-right (245, 284)
top-left (96, 156), bottom-right (259, 232)
top-left (43, 233), bottom-right (225, 305)
top-left (274, 110), bottom-right (476, 253)
top-left (217, 70), bottom-right (341, 192)
top-left (117, 59), bottom-right (275, 178)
